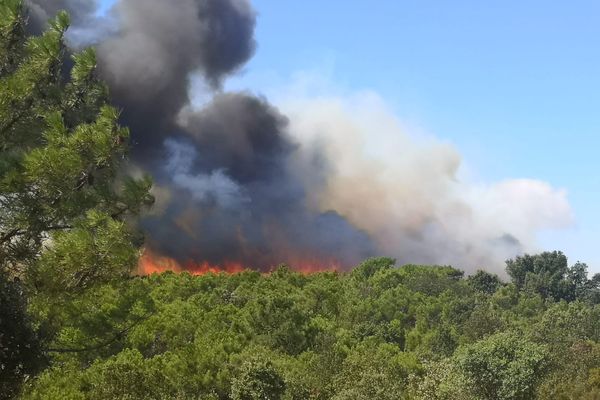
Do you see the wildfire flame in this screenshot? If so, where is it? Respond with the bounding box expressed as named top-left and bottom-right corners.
top-left (138, 248), bottom-right (341, 276)
top-left (138, 248), bottom-right (245, 275)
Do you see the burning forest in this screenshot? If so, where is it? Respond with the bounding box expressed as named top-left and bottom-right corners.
top-left (26, 0), bottom-right (572, 275)
top-left (3, 1), bottom-right (600, 399)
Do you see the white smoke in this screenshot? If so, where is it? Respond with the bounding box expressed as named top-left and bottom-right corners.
top-left (278, 87), bottom-right (573, 273)
top-left (27, 0), bottom-right (575, 273)
top-left (165, 139), bottom-right (248, 209)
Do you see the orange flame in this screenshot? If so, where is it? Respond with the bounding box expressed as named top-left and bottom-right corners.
top-left (138, 248), bottom-right (244, 275)
top-left (138, 248), bottom-right (341, 276)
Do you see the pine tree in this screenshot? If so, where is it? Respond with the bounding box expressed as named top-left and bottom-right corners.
top-left (0, 2), bottom-right (152, 397)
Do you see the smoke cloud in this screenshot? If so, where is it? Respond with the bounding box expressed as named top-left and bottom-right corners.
top-left (98, 0), bottom-right (256, 170)
top-left (26, 0), bottom-right (112, 43)
top-left (164, 139), bottom-right (248, 209)
top-left (142, 91), bottom-right (375, 268)
top-left (281, 90), bottom-right (573, 271)
top-left (27, 0), bottom-right (97, 28)
top-left (25, 0), bottom-right (574, 272)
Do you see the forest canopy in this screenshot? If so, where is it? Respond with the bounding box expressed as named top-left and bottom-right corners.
top-left (12, 255), bottom-right (600, 400)
top-left (0, 3), bottom-right (599, 400)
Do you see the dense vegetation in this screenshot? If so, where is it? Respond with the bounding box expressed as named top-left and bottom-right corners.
top-left (11, 255), bottom-right (600, 400)
top-left (1, 3), bottom-right (600, 399)
top-left (0, 1), bottom-right (152, 398)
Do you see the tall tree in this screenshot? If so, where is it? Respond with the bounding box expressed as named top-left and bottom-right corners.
top-left (0, 2), bottom-right (152, 272)
top-left (0, 2), bottom-right (152, 397)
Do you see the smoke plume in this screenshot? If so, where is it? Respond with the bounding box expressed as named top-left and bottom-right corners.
top-left (142, 92), bottom-right (375, 268)
top-left (27, 0), bottom-right (97, 28)
top-left (280, 90), bottom-right (573, 270)
top-left (26, 0), bottom-right (574, 272)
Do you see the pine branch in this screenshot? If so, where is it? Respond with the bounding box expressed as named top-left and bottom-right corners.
top-left (0, 224), bottom-right (72, 245)
top-left (45, 311), bottom-right (154, 354)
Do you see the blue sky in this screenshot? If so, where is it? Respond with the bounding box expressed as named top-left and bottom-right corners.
top-left (100, 0), bottom-right (600, 272)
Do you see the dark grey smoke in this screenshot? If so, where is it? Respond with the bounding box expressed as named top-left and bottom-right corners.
top-left (97, 0), bottom-right (256, 155)
top-left (27, 0), bottom-right (97, 28)
top-left (142, 93), bottom-right (375, 267)
top-left (26, 0), bottom-right (109, 43)
top-left (183, 93), bottom-right (295, 185)
top-left (27, 0), bottom-right (377, 270)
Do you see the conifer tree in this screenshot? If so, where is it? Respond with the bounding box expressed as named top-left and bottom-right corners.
top-left (0, 2), bottom-right (152, 397)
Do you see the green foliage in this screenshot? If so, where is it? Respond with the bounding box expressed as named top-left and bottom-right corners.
top-left (1, 4), bottom-right (599, 400)
top-left (536, 341), bottom-right (600, 400)
top-left (467, 269), bottom-right (503, 294)
top-left (0, 271), bottom-right (44, 399)
top-left (0, 3), bottom-right (152, 271)
top-left (230, 359), bottom-right (286, 400)
top-left (0, 4), bottom-right (151, 398)
top-left (31, 211), bottom-right (138, 294)
top-left (0, 0), bottom-right (26, 76)
top-left (453, 332), bottom-right (547, 400)
top-left (9, 253), bottom-right (599, 399)
top-left (506, 251), bottom-right (599, 302)
top-left (350, 257), bottom-right (395, 281)
top-left (331, 341), bottom-right (421, 400)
